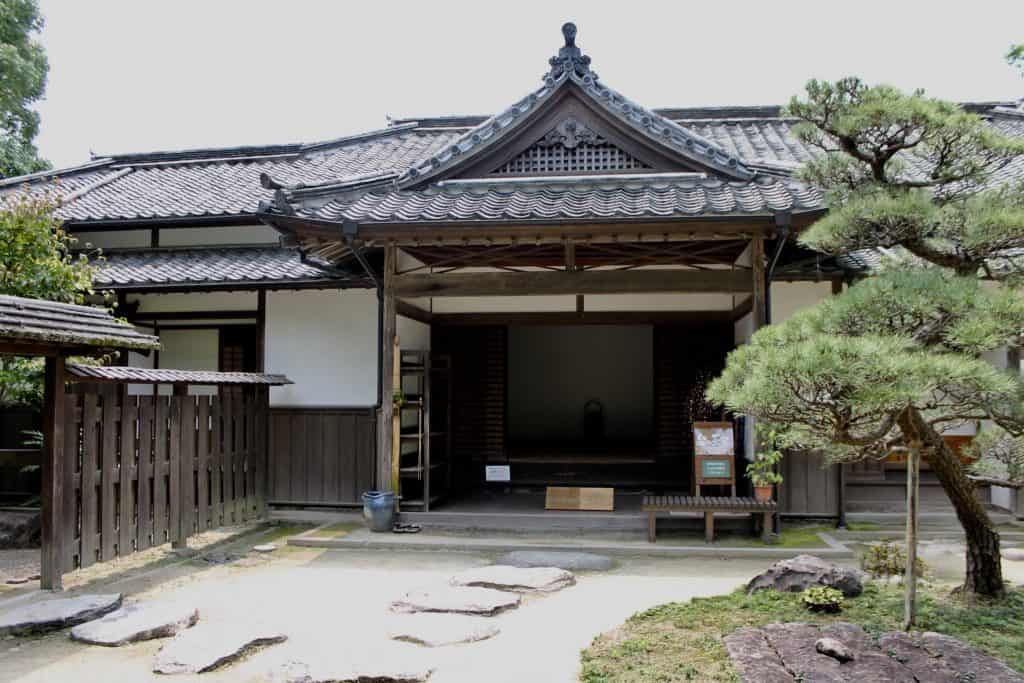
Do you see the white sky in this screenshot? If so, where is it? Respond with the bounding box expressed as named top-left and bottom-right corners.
top-left (34, 0), bottom-right (1024, 169)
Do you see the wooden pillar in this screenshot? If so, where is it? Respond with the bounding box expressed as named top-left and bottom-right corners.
top-left (377, 244), bottom-right (398, 492)
top-left (256, 290), bottom-right (267, 373)
top-left (751, 234), bottom-right (766, 330)
top-left (832, 278), bottom-right (848, 529)
top-left (904, 442), bottom-right (921, 629)
top-left (171, 383), bottom-right (188, 549)
top-left (41, 354), bottom-right (66, 590)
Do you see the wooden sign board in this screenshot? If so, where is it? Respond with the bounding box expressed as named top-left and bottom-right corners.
top-left (545, 486), bottom-right (615, 512)
top-left (693, 421), bottom-right (736, 494)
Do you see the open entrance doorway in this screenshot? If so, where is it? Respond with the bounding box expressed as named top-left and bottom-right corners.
top-left (431, 319), bottom-right (738, 513)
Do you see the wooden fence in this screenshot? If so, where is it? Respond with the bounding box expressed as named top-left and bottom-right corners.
top-left (59, 385), bottom-right (268, 573)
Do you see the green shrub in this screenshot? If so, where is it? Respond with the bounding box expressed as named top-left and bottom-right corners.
top-left (802, 586), bottom-right (845, 613)
top-left (861, 541), bottom-right (928, 579)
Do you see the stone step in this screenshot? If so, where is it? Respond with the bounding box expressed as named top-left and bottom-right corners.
top-left (390, 585), bottom-right (521, 616)
top-left (70, 602), bottom-right (198, 646)
top-left (0, 594), bottom-right (122, 637)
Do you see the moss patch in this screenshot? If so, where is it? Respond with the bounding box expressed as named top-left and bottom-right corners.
top-left (306, 521), bottom-right (362, 539)
top-left (580, 584), bottom-right (1024, 682)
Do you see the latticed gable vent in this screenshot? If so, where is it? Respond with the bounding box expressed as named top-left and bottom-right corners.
top-left (491, 117), bottom-right (652, 175)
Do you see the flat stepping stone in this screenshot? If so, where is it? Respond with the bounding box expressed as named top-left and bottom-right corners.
top-left (387, 613), bottom-right (500, 647)
top-left (154, 622), bottom-right (286, 674)
top-left (0, 593), bottom-right (122, 637)
top-left (450, 565), bottom-right (574, 593)
top-left (391, 585), bottom-right (520, 616)
top-left (253, 543), bottom-right (277, 553)
top-left (281, 659), bottom-right (433, 683)
top-left (70, 602), bottom-right (199, 646)
top-left (494, 550), bottom-right (613, 572)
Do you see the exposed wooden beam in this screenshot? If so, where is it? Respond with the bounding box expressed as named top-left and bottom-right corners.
top-left (394, 268), bottom-right (751, 298)
top-left (431, 310), bottom-right (739, 326)
top-left (395, 299), bottom-right (433, 325)
top-left (128, 310), bottom-right (259, 321)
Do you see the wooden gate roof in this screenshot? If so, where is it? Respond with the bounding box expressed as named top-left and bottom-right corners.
top-left (0, 295), bottom-right (160, 355)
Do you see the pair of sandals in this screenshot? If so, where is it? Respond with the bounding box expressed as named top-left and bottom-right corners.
top-left (392, 522), bottom-right (422, 534)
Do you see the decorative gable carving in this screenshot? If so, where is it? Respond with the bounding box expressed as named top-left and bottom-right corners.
top-left (492, 116), bottom-right (651, 176)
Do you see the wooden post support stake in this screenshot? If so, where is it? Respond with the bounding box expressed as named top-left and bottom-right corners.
top-left (41, 355), bottom-right (66, 590)
top-left (751, 234), bottom-right (766, 330)
top-left (904, 442), bottom-right (920, 630)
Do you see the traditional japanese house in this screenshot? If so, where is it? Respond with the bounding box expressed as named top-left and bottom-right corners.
top-left (4, 24), bottom-right (1022, 521)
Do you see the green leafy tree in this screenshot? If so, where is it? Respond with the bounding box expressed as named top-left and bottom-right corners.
top-left (0, 0), bottom-right (48, 178)
top-left (0, 189), bottom-right (96, 406)
top-left (708, 78), bottom-right (1024, 600)
top-left (1009, 44), bottom-right (1024, 77)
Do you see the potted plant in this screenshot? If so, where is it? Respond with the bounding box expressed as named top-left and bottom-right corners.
top-left (801, 586), bottom-right (845, 613)
top-left (747, 426), bottom-right (784, 502)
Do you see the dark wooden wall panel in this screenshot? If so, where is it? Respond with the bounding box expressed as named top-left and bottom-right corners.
top-left (778, 450), bottom-right (840, 516)
top-left (267, 407), bottom-right (376, 506)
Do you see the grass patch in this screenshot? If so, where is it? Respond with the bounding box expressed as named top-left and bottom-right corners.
top-left (580, 583), bottom-right (1024, 682)
top-left (844, 521), bottom-right (883, 531)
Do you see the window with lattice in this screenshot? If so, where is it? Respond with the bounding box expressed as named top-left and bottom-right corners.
top-left (491, 117), bottom-right (651, 175)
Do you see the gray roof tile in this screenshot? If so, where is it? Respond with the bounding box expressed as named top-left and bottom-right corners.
top-left (92, 246), bottom-right (361, 289)
top-left (66, 364), bottom-right (291, 386)
top-left (299, 175), bottom-right (823, 223)
top-left (0, 295), bottom-right (160, 351)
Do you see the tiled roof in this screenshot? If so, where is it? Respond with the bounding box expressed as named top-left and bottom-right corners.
top-left (0, 295), bottom-right (160, 352)
top-left (66, 364), bottom-right (292, 386)
top-left (298, 174), bottom-right (823, 223)
top-left (92, 246), bottom-right (363, 290)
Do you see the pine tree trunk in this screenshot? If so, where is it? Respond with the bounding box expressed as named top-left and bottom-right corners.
top-left (898, 408), bottom-right (1005, 598)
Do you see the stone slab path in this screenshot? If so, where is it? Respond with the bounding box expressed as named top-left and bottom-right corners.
top-left (391, 585), bottom-right (521, 616)
top-left (387, 613), bottom-right (500, 647)
top-left (70, 602), bottom-right (199, 646)
top-left (449, 565), bottom-right (574, 593)
top-left (494, 550), bottom-right (613, 571)
top-left (154, 622), bottom-right (287, 674)
top-left (724, 621), bottom-right (1024, 682)
top-left (0, 593), bottom-right (122, 637)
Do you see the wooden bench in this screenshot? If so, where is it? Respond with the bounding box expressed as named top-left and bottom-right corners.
top-left (642, 495), bottom-right (777, 543)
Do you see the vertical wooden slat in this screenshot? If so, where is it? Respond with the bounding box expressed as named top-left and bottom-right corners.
top-left (233, 393), bottom-right (245, 522)
top-left (290, 412), bottom-right (307, 503)
top-left (40, 356), bottom-right (66, 590)
top-left (118, 393), bottom-right (136, 556)
top-left (62, 393), bottom-right (79, 573)
top-left (197, 396), bottom-right (209, 531)
top-left (179, 394), bottom-right (195, 539)
top-left (271, 410), bottom-right (290, 502)
top-left (99, 384), bottom-right (118, 561)
top-left (153, 396), bottom-right (168, 545)
top-left (244, 391), bottom-right (256, 518)
top-left (322, 412), bottom-right (341, 504)
top-left (210, 394), bottom-right (222, 527)
top-left (339, 414), bottom-right (356, 503)
top-left (137, 397), bottom-right (153, 551)
top-left (168, 394), bottom-right (182, 546)
top-left (80, 392), bottom-right (99, 568)
top-left (306, 411), bottom-right (323, 504)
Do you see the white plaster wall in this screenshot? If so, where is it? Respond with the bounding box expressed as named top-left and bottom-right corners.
top-left (158, 225), bottom-right (280, 247)
top-left (157, 328), bottom-right (219, 396)
top-left (265, 289), bottom-right (378, 407)
top-left (770, 281), bottom-right (834, 324)
top-left (129, 291), bottom-right (258, 313)
top-left (585, 293), bottom-right (734, 311)
top-left (398, 315), bottom-right (431, 351)
top-left (431, 295), bottom-right (576, 313)
top-left (73, 230), bottom-right (150, 250)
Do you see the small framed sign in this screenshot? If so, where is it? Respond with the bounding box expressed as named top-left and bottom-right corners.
top-left (693, 421), bottom-right (736, 495)
top-left (485, 465), bottom-right (511, 482)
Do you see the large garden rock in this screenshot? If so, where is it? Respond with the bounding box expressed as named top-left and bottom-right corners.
top-left (154, 622), bottom-right (286, 674)
top-left (722, 627), bottom-right (793, 683)
top-left (450, 565), bottom-right (574, 593)
top-left (0, 593), bottom-right (122, 636)
top-left (747, 554), bottom-right (863, 597)
top-left (70, 602), bottom-right (198, 646)
top-left (495, 550), bottom-right (613, 571)
top-left (387, 613), bottom-right (499, 647)
top-left (919, 631), bottom-right (1024, 682)
top-left (391, 585), bottom-right (520, 616)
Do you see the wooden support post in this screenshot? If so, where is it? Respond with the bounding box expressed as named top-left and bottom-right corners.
top-left (171, 384), bottom-right (188, 550)
top-left (377, 244), bottom-right (398, 492)
top-left (647, 512), bottom-right (656, 543)
top-left (41, 355), bottom-right (66, 590)
top-left (704, 511), bottom-right (715, 543)
top-left (751, 234), bottom-right (766, 330)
